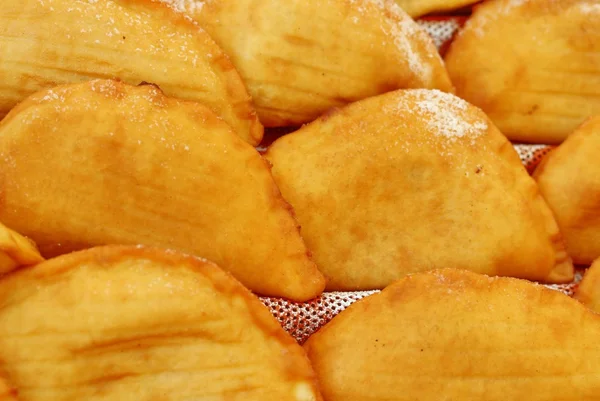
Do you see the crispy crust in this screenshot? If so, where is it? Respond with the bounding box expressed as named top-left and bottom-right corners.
top-left (266, 89), bottom-right (573, 290)
top-left (305, 268), bottom-right (600, 401)
top-left (0, 245), bottom-right (323, 400)
top-left (445, 0), bottom-right (600, 144)
top-left (187, 0), bottom-right (453, 127)
top-left (0, 0), bottom-right (263, 145)
top-left (534, 116), bottom-right (600, 265)
top-left (0, 80), bottom-right (325, 301)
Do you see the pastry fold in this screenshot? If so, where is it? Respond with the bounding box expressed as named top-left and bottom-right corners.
top-left (445, 0), bottom-right (600, 144)
top-left (0, 246), bottom-right (323, 401)
top-left (168, 0), bottom-right (453, 126)
top-left (0, 0), bottom-right (262, 145)
top-left (305, 268), bottom-right (600, 401)
top-left (266, 89), bottom-right (573, 290)
top-left (0, 80), bottom-right (325, 301)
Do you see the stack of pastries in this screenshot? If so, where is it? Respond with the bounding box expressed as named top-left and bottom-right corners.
top-left (0, 0), bottom-right (600, 399)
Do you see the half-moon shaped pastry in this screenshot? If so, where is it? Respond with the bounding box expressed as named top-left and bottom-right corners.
top-left (0, 222), bottom-right (43, 275)
top-left (266, 89), bottom-right (573, 291)
top-left (165, 0), bottom-right (453, 127)
top-left (575, 258), bottom-right (600, 314)
top-left (304, 268), bottom-right (600, 401)
top-left (0, 0), bottom-right (262, 145)
top-left (445, 0), bottom-right (600, 144)
top-left (0, 80), bottom-right (325, 301)
top-left (0, 245), bottom-right (323, 401)
top-left (395, 0), bottom-right (480, 18)
top-left (534, 116), bottom-right (600, 265)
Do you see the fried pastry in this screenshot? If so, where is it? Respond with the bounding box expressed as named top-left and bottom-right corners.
top-left (0, 0), bottom-right (262, 145)
top-left (445, 0), bottom-right (600, 144)
top-left (165, 0), bottom-right (453, 127)
top-left (0, 245), bottom-right (323, 401)
top-left (0, 222), bottom-right (43, 275)
top-left (395, 0), bottom-right (480, 17)
top-left (534, 116), bottom-right (600, 265)
top-left (0, 80), bottom-right (325, 301)
top-left (304, 268), bottom-right (600, 401)
top-left (575, 258), bottom-right (600, 314)
top-left (266, 89), bottom-right (573, 291)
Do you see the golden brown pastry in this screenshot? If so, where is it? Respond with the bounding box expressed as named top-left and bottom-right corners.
top-left (164, 0), bottom-right (453, 127)
top-left (266, 89), bottom-right (573, 291)
top-left (575, 258), bottom-right (600, 314)
top-left (0, 222), bottom-right (43, 275)
top-left (304, 268), bottom-right (600, 401)
top-left (534, 116), bottom-right (600, 265)
top-left (0, 0), bottom-right (262, 145)
top-left (445, 0), bottom-right (600, 144)
top-left (0, 245), bottom-right (323, 401)
top-left (395, 0), bottom-right (480, 17)
top-left (0, 80), bottom-right (325, 301)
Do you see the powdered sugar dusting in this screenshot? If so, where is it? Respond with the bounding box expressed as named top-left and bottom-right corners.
top-left (350, 0), bottom-right (434, 82)
top-left (579, 2), bottom-right (600, 13)
top-left (494, 0), bottom-right (528, 15)
top-left (162, 0), bottom-right (205, 14)
top-left (411, 89), bottom-right (488, 141)
top-left (384, 0), bottom-right (434, 82)
top-left (390, 16), bottom-right (433, 81)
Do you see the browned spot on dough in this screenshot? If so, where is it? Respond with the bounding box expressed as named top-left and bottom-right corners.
top-left (350, 224), bottom-right (368, 242)
top-left (283, 34), bottom-right (316, 47)
top-left (527, 104), bottom-right (539, 115)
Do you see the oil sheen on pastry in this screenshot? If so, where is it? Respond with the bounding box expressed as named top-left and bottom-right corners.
top-left (164, 0), bottom-right (453, 127)
top-left (0, 0), bottom-right (263, 145)
top-left (445, 0), bottom-right (600, 144)
top-left (304, 268), bottom-right (600, 401)
top-left (0, 80), bottom-right (325, 301)
top-left (0, 245), bottom-right (323, 401)
top-left (266, 89), bottom-right (573, 290)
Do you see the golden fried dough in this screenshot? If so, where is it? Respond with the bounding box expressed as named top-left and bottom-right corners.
top-left (575, 258), bottom-right (600, 314)
top-left (266, 89), bottom-right (573, 291)
top-left (165, 0), bottom-right (453, 127)
top-left (0, 222), bottom-right (43, 275)
top-left (395, 0), bottom-right (480, 17)
top-left (304, 268), bottom-right (600, 401)
top-left (445, 0), bottom-right (600, 144)
top-left (0, 0), bottom-right (262, 146)
top-left (534, 116), bottom-right (600, 265)
top-left (0, 245), bottom-right (323, 401)
top-left (0, 80), bottom-right (325, 301)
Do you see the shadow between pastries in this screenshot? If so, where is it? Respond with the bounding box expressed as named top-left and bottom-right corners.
top-left (394, 0), bottom-right (480, 18)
